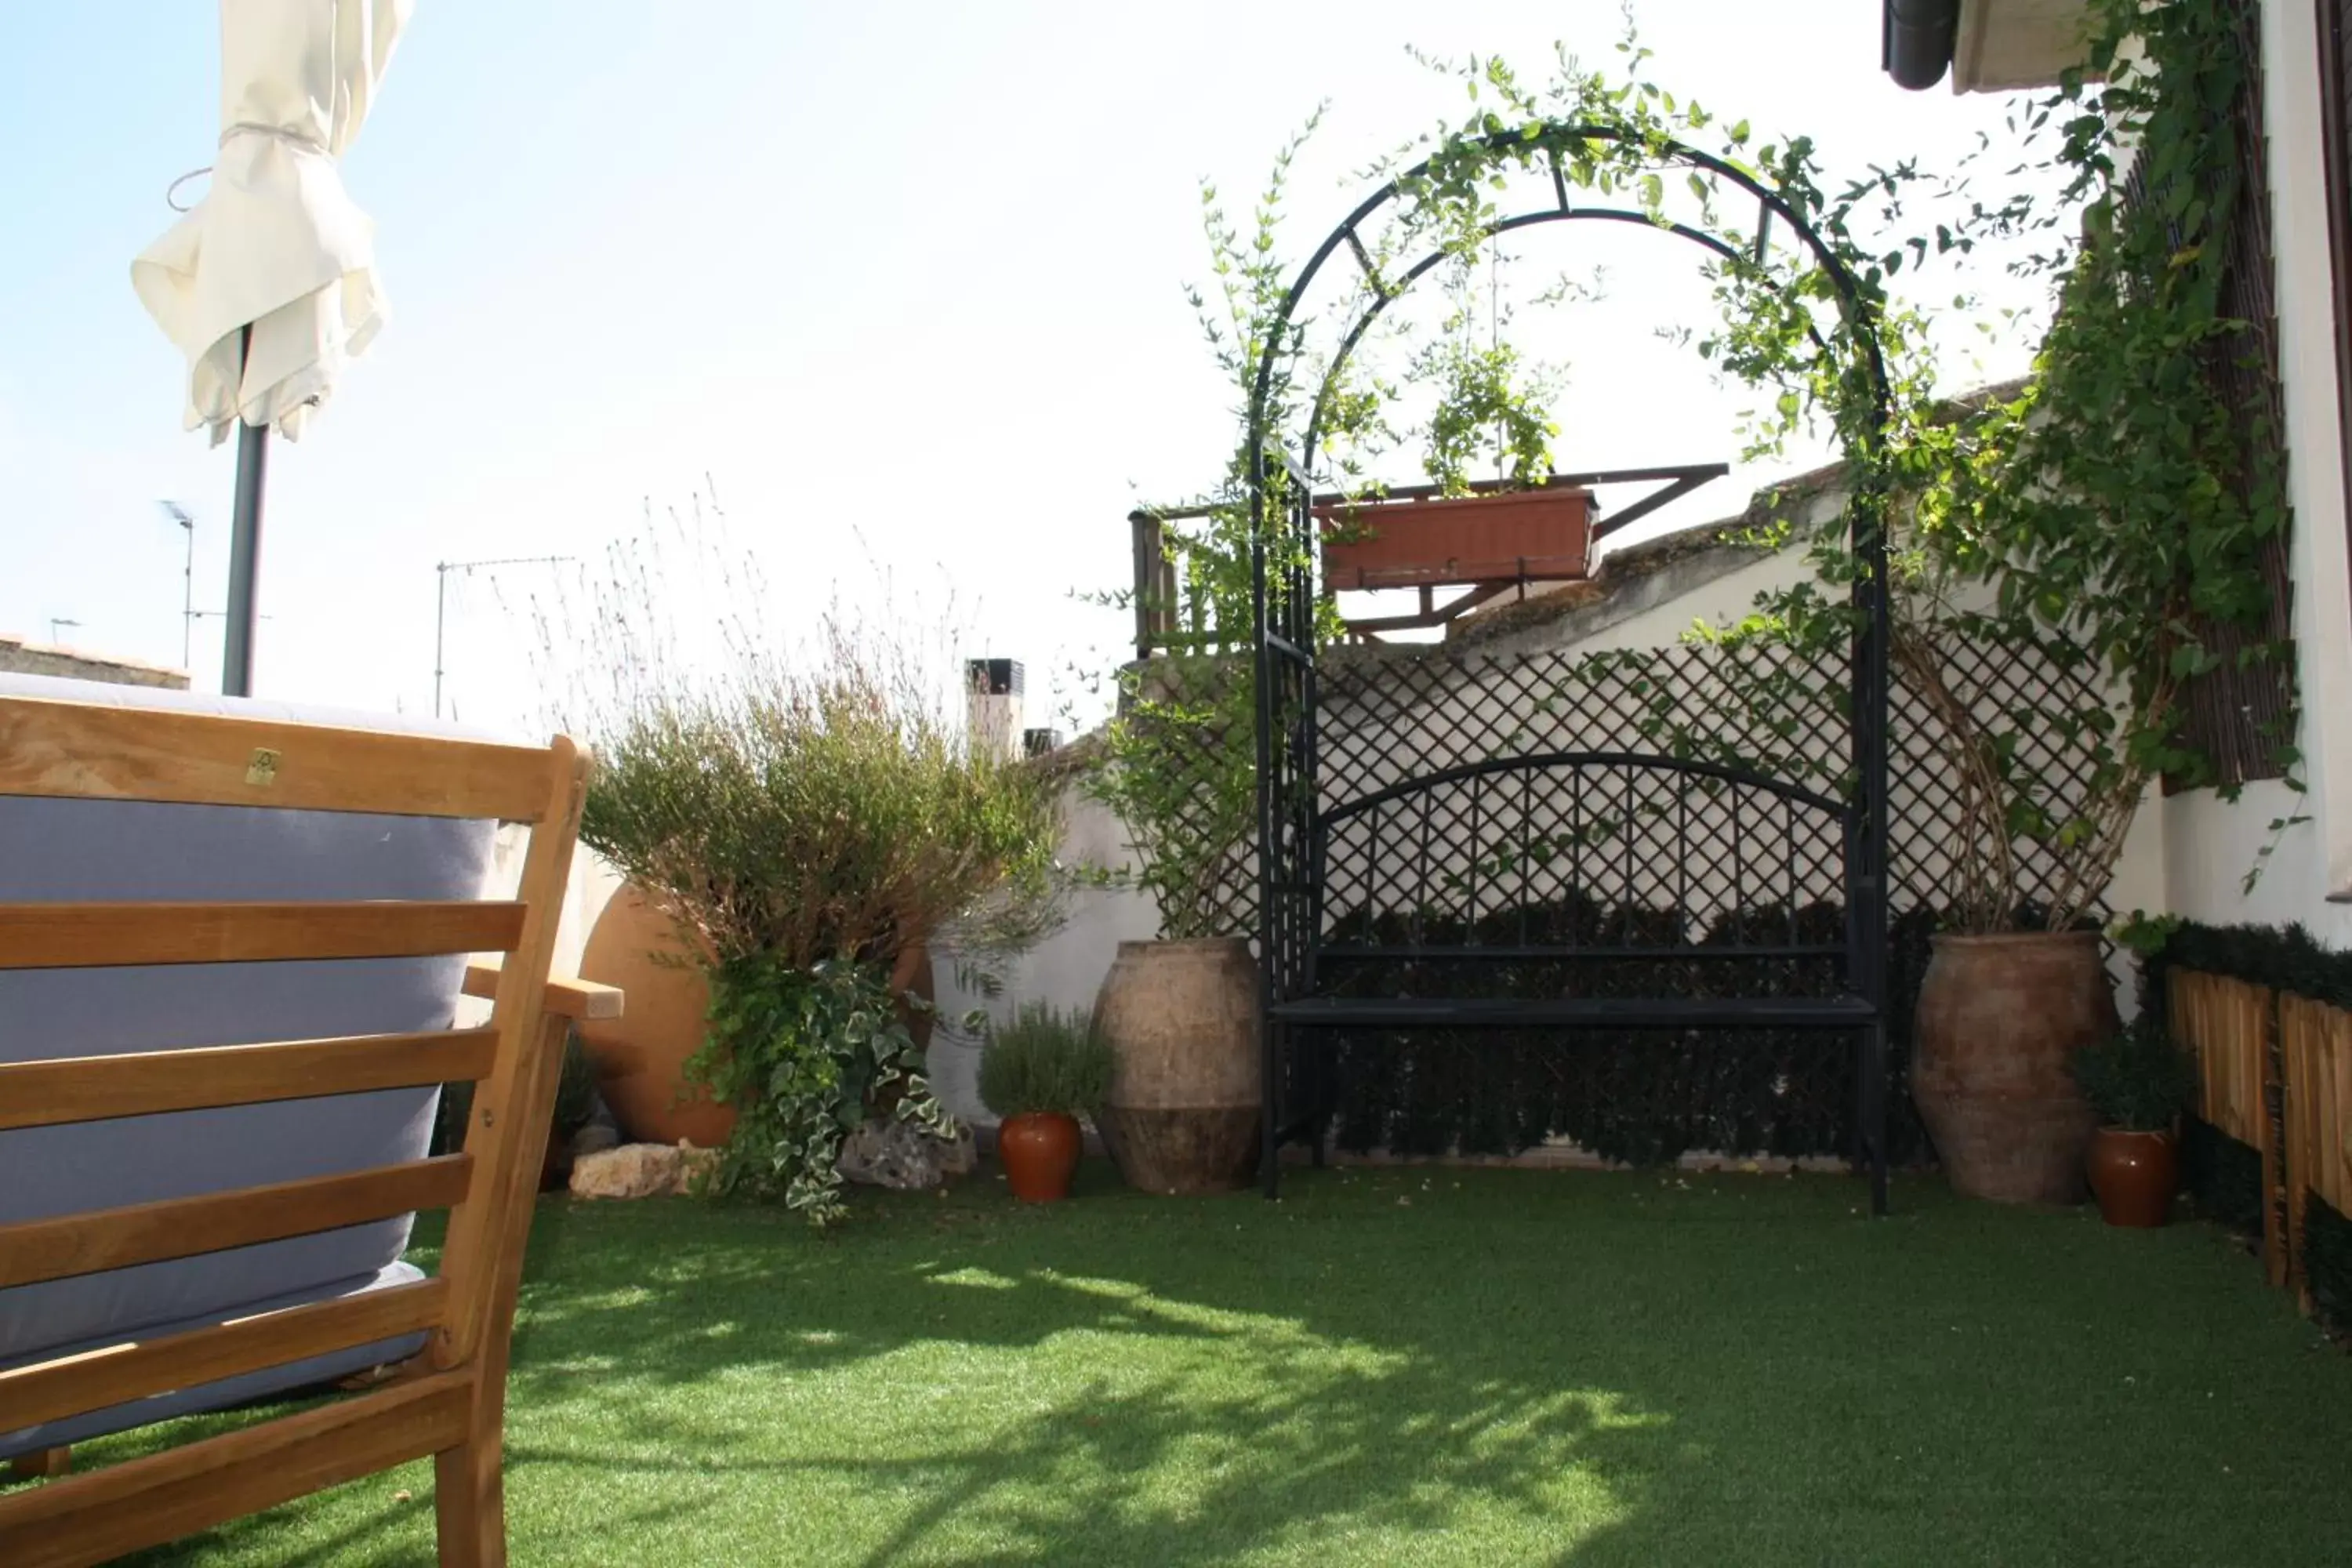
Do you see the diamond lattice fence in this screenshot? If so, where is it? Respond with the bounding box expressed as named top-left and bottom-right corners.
top-left (1139, 630), bottom-right (2114, 1166)
top-left (1166, 633), bottom-right (2112, 938)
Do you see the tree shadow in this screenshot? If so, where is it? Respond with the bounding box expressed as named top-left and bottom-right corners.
top-left (70, 1163), bottom-right (2352, 1565)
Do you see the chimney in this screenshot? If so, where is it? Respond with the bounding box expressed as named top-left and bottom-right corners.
top-left (965, 658), bottom-right (1024, 762)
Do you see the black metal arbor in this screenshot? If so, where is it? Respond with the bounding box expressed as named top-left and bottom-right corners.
top-left (1245, 124), bottom-right (1898, 1210)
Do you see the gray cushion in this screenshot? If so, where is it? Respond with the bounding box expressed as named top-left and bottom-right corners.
top-left (0, 674), bottom-right (504, 1431)
top-left (0, 1264), bottom-right (431, 1459)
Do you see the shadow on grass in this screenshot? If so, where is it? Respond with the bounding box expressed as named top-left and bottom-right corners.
top-left (70, 1163), bottom-right (2352, 1565)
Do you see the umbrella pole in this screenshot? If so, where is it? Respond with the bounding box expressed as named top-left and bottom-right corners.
top-left (222, 328), bottom-right (267, 697)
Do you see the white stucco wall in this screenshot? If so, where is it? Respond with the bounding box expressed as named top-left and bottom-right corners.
top-left (927, 789), bottom-right (1163, 1128)
top-left (2158, 0), bottom-right (2352, 949)
top-left (487, 830), bottom-right (626, 982)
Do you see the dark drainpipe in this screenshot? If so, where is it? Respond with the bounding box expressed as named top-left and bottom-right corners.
top-left (1882, 0), bottom-right (1961, 90)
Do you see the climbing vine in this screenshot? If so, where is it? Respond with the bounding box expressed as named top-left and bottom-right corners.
top-left (1697, 0), bottom-right (2297, 929)
top-left (1099, 30), bottom-right (1901, 935)
top-left (1099, 2), bottom-right (2295, 942)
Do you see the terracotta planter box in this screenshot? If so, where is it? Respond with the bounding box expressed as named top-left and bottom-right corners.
top-left (1318, 487), bottom-right (1595, 591)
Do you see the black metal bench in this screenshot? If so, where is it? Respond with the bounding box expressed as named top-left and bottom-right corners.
top-left (1261, 750), bottom-right (1886, 1197)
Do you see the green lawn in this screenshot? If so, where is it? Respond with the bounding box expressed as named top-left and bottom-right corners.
top-left (60, 1163), bottom-right (2352, 1566)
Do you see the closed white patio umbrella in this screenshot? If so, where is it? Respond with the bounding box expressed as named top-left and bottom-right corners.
top-left (132, 0), bottom-right (412, 695)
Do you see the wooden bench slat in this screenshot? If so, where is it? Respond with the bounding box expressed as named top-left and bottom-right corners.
top-left (0, 1370), bottom-right (472, 1567)
top-left (0, 1156), bottom-right (474, 1289)
top-left (0, 901), bottom-right (525, 970)
top-left (0, 1029), bottom-right (499, 1131)
top-left (0, 696), bottom-right (554, 820)
top-left (0, 1278), bottom-right (449, 1435)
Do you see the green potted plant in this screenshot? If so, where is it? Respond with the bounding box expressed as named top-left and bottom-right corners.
top-left (978, 1003), bottom-right (1113, 1203)
top-left (2070, 1029), bottom-right (2195, 1227)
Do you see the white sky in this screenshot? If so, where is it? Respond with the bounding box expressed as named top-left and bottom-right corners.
top-left (0, 2), bottom-right (2053, 738)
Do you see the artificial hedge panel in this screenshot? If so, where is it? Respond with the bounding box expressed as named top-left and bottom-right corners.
top-left (2305, 1196), bottom-right (2352, 1338)
top-left (1298, 910), bottom-right (2351, 1172)
top-left (2138, 920), bottom-right (2352, 1016)
top-left (2179, 1118), bottom-right (2266, 1239)
top-left (1305, 898), bottom-right (1937, 1167)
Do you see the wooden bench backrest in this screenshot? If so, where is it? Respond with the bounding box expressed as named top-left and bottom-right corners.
top-left (0, 693), bottom-right (589, 1567)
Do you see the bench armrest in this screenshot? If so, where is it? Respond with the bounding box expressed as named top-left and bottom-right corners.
top-left (463, 960), bottom-right (624, 1022)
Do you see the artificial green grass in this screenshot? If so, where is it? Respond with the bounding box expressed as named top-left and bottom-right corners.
top-left (51, 1163), bottom-right (2352, 1566)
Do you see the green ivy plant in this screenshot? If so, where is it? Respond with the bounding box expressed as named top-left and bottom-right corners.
top-left (1407, 259), bottom-right (1562, 495)
top-left (686, 956), bottom-right (952, 1225)
top-left (1087, 659), bottom-right (1256, 940)
top-left (1490, 3), bottom-right (2295, 935)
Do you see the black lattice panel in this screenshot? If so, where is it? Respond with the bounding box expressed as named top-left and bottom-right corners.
top-left (1189, 630), bottom-right (2111, 938)
top-left (1317, 759), bottom-right (1847, 954)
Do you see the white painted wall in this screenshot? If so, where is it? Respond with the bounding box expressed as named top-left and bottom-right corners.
top-left (2158, 0), bottom-right (2352, 949)
top-left (927, 789), bottom-right (1165, 1127)
top-left (487, 830), bottom-right (625, 982)
top-left (1484, 534), bottom-right (1820, 659)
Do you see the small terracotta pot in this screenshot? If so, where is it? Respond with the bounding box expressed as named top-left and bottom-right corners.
top-left (2086, 1127), bottom-right (2177, 1228)
top-left (999, 1112), bottom-right (1083, 1203)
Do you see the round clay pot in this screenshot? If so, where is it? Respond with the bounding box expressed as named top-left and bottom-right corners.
top-left (576, 887), bottom-right (735, 1148)
top-left (2087, 1127), bottom-right (2178, 1227)
top-left (1092, 938), bottom-right (1261, 1196)
top-left (999, 1112), bottom-right (1082, 1202)
top-left (1913, 931), bottom-right (2112, 1204)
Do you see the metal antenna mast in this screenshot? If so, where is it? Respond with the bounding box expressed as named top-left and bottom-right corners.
top-left (434, 554), bottom-right (574, 719)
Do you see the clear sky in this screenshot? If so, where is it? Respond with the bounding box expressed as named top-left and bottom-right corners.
top-left (0, 2), bottom-right (2045, 737)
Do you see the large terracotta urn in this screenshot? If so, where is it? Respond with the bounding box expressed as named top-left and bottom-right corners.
top-left (1092, 938), bottom-right (1261, 1195)
top-left (577, 887), bottom-right (734, 1148)
top-left (576, 886), bottom-right (935, 1148)
top-left (1912, 931), bottom-right (2113, 1204)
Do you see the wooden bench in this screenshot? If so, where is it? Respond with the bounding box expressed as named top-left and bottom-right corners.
top-left (0, 682), bottom-right (615, 1567)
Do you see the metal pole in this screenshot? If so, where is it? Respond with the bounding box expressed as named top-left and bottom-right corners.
top-left (158, 502), bottom-right (196, 673)
top-left (434, 563), bottom-right (448, 719)
top-left (222, 324), bottom-right (267, 698)
top-left (1250, 441), bottom-right (1279, 1201)
top-left (183, 519), bottom-right (195, 672)
top-left (433, 554), bottom-right (572, 719)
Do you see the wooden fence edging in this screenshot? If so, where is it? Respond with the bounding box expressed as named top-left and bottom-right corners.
top-left (2172, 968), bottom-right (2352, 1299)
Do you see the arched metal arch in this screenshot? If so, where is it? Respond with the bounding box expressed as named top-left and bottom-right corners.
top-left (1241, 121), bottom-right (1897, 1214)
